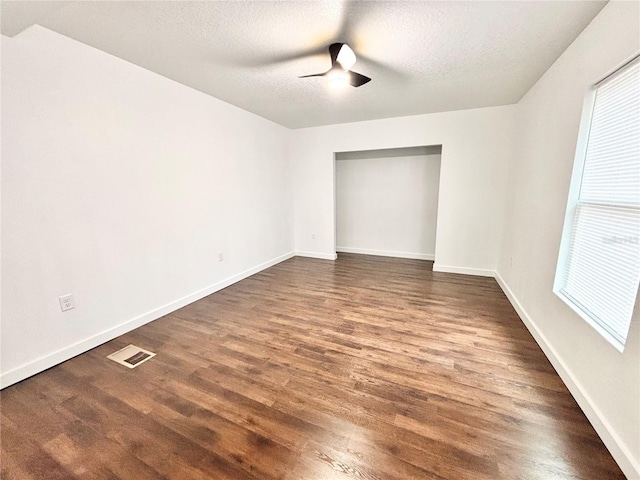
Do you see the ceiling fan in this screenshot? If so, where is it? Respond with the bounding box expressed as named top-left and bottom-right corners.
top-left (299, 43), bottom-right (372, 88)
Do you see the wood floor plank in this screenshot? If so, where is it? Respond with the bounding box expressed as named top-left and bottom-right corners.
top-left (0, 254), bottom-right (625, 479)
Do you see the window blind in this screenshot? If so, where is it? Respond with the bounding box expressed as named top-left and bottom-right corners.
top-left (580, 61), bottom-right (640, 207)
top-left (559, 57), bottom-right (640, 348)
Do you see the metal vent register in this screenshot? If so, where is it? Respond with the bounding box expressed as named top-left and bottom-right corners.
top-left (107, 344), bottom-right (156, 369)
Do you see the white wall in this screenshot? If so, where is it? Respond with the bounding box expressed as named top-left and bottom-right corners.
top-left (497, 2), bottom-right (640, 477)
top-left (0, 26), bottom-right (294, 387)
top-left (291, 106), bottom-right (516, 274)
top-left (336, 153), bottom-right (441, 260)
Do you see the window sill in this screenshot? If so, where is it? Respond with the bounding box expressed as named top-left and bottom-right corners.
top-left (553, 288), bottom-right (626, 353)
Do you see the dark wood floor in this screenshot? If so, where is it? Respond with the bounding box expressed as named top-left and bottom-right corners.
top-left (0, 254), bottom-right (624, 479)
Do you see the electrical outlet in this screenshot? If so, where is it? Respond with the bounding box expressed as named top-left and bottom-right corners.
top-left (59, 294), bottom-right (75, 312)
top-left (311, 233), bottom-right (316, 240)
top-left (217, 251), bottom-right (224, 262)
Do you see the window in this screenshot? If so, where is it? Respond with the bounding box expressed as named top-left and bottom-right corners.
top-left (554, 56), bottom-right (640, 352)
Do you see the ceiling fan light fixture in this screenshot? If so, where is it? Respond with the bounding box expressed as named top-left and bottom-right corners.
top-left (336, 44), bottom-right (356, 71)
top-left (327, 69), bottom-right (349, 88)
top-left (299, 43), bottom-right (370, 88)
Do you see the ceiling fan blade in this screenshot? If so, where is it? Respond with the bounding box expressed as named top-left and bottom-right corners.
top-left (298, 73), bottom-right (326, 78)
top-left (328, 43), bottom-right (344, 68)
top-left (224, 45), bottom-right (329, 67)
top-left (356, 53), bottom-right (407, 81)
top-left (348, 71), bottom-right (371, 87)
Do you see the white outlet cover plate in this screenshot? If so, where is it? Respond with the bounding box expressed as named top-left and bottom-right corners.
top-left (107, 344), bottom-right (156, 369)
top-left (59, 294), bottom-right (75, 312)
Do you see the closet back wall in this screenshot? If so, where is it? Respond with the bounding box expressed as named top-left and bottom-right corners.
top-left (336, 150), bottom-right (441, 260)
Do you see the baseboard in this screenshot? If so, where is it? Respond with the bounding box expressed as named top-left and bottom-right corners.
top-left (294, 251), bottom-right (338, 260)
top-left (0, 251), bottom-right (296, 389)
top-left (494, 271), bottom-right (640, 480)
top-left (336, 246), bottom-right (435, 261)
top-left (432, 263), bottom-right (496, 277)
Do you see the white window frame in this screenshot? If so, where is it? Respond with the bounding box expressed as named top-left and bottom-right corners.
top-left (553, 54), bottom-right (640, 352)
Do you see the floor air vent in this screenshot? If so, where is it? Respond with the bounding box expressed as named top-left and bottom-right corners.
top-left (107, 344), bottom-right (156, 369)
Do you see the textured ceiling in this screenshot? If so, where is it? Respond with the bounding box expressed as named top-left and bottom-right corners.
top-left (1, 1), bottom-right (606, 129)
